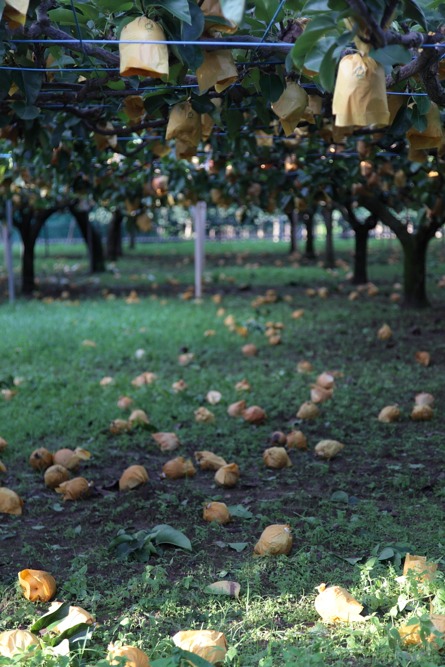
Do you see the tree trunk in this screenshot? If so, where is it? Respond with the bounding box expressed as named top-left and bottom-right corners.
top-left (15, 207), bottom-right (57, 294)
top-left (128, 227), bottom-right (136, 250)
top-left (322, 207), bottom-right (335, 268)
top-left (303, 212), bottom-right (316, 259)
top-left (107, 209), bottom-right (123, 261)
top-left (21, 230), bottom-right (36, 295)
top-left (289, 210), bottom-right (298, 254)
top-left (71, 208), bottom-right (105, 273)
top-left (353, 226), bottom-right (370, 285)
top-left (402, 237), bottom-right (430, 308)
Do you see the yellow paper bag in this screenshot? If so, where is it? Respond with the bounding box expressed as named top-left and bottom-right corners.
top-left (120, 17), bottom-right (169, 79)
top-left (197, 50), bottom-right (237, 94)
top-left (166, 101), bottom-right (201, 144)
top-left (175, 138), bottom-right (197, 160)
top-left (201, 0), bottom-right (238, 34)
top-left (387, 92), bottom-right (405, 125)
top-left (332, 54), bottom-right (390, 128)
top-left (94, 123), bottom-right (117, 151)
top-left (271, 82), bottom-right (308, 136)
top-left (407, 102), bottom-right (443, 150)
top-left (150, 141), bottom-right (170, 158)
top-left (3, 0), bottom-right (29, 28)
top-left (124, 95), bottom-right (145, 122)
top-left (255, 130), bottom-right (274, 147)
top-left (201, 98), bottom-right (222, 141)
top-left (403, 553), bottom-right (438, 581)
top-left (408, 146), bottom-right (428, 163)
top-left (302, 94), bottom-right (323, 124)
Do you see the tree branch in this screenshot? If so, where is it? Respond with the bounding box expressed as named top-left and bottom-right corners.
top-left (345, 0), bottom-right (386, 47)
top-left (357, 193), bottom-right (411, 243)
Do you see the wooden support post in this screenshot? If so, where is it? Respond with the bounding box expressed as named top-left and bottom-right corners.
top-left (193, 201), bottom-right (206, 300)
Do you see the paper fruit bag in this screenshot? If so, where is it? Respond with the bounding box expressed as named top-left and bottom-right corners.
top-left (332, 54), bottom-right (390, 128)
top-left (271, 82), bottom-right (308, 136)
top-left (120, 18), bottom-right (169, 79)
top-left (197, 50), bottom-right (237, 94)
top-left (3, 0), bottom-right (29, 28)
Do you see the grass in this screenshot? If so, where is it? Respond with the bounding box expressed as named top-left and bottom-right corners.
top-left (0, 239), bottom-right (445, 666)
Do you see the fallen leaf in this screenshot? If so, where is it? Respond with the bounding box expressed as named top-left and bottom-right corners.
top-left (205, 581), bottom-right (240, 598)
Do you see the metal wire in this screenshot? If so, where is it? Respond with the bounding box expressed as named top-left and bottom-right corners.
top-left (258, 0), bottom-right (287, 46)
top-left (9, 39), bottom-right (293, 48)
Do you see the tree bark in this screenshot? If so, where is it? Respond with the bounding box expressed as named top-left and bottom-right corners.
top-left (289, 210), bottom-right (298, 254)
top-left (14, 207), bottom-right (58, 294)
top-left (322, 206), bottom-right (335, 268)
top-left (303, 211), bottom-right (316, 259)
top-left (107, 209), bottom-right (123, 261)
top-left (341, 204), bottom-right (378, 285)
top-left (21, 231), bottom-right (37, 295)
top-left (128, 226), bottom-right (136, 250)
top-left (358, 193), bottom-right (443, 307)
top-left (70, 207), bottom-right (105, 273)
top-left (353, 225), bottom-right (370, 285)
top-left (401, 237), bottom-right (430, 308)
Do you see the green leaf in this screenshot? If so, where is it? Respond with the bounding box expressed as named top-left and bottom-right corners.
top-left (330, 490), bottom-right (349, 503)
top-left (31, 602), bottom-right (71, 633)
top-left (190, 91), bottom-right (215, 114)
top-left (219, 0), bottom-right (246, 24)
top-left (259, 73), bottom-right (284, 103)
top-left (48, 7), bottom-right (89, 25)
top-left (0, 71), bottom-right (10, 102)
top-left (49, 622), bottom-right (93, 647)
top-left (18, 71), bottom-right (43, 105)
top-left (226, 504), bottom-right (253, 518)
top-left (369, 45), bottom-right (412, 66)
top-left (176, 649), bottom-right (217, 667)
top-left (175, 43), bottom-right (204, 70)
top-left (253, 0), bottom-right (279, 22)
top-left (318, 42), bottom-right (339, 92)
top-left (148, 0), bottom-right (192, 24)
top-left (11, 102), bottom-right (40, 120)
top-left (415, 95), bottom-right (431, 115)
top-left (150, 524), bottom-right (192, 551)
top-left (303, 0), bottom-right (330, 10)
top-left (291, 15), bottom-right (339, 67)
top-left (182, 1), bottom-right (204, 41)
top-left (228, 542), bottom-right (248, 552)
top-left (404, 0), bottom-right (427, 28)
top-left (225, 109), bottom-right (244, 138)
top-left (378, 547), bottom-right (395, 560)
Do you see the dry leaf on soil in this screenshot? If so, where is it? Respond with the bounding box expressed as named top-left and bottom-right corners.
top-left (205, 581), bottom-right (240, 598)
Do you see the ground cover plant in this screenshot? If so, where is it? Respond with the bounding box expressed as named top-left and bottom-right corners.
top-left (0, 241), bottom-right (445, 666)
